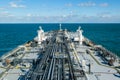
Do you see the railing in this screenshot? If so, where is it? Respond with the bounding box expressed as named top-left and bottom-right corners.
top-left (84, 37), bottom-right (120, 60)
top-left (0, 43), bottom-right (27, 60)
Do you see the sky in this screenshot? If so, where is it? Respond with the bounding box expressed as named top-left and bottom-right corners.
top-left (0, 0), bottom-right (120, 23)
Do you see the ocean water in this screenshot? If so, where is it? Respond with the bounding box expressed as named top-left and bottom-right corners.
top-left (0, 23), bottom-right (120, 57)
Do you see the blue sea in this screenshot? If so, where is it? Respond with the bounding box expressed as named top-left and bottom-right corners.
top-left (0, 23), bottom-right (120, 57)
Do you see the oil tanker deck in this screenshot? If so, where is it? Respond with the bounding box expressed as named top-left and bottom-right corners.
top-left (0, 25), bottom-right (120, 80)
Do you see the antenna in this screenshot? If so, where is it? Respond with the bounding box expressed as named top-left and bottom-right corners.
top-left (59, 24), bottom-right (62, 31)
top-left (39, 26), bottom-right (42, 30)
top-left (77, 26), bottom-right (81, 31)
top-left (78, 26), bottom-right (81, 30)
top-left (77, 26), bottom-right (83, 32)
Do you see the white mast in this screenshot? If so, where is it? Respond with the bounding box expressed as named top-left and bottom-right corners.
top-left (59, 24), bottom-right (62, 31)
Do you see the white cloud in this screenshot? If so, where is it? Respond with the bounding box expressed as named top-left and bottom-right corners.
top-left (27, 13), bottom-right (32, 17)
top-left (97, 12), bottom-right (111, 18)
top-left (2, 11), bottom-right (9, 14)
top-left (77, 2), bottom-right (109, 7)
top-left (9, 2), bottom-right (26, 8)
top-left (100, 3), bottom-right (109, 7)
top-left (100, 14), bottom-right (111, 18)
top-left (0, 13), bottom-right (120, 23)
top-left (78, 2), bottom-right (96, 7)
top-left (0, 11), bottom-right (15, 17)
top-left (65, 3), bottom-right (73, 7)
top-left (15, 0), bottom-right (23, 2)
top-left (0, 8), bottom-right (4, 10)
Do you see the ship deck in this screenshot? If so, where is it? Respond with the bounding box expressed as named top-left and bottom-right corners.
top-left (0, 30), bottom-right (120, 80)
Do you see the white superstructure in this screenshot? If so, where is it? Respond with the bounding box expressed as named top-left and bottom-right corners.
top-left (75, 26), bottom-right (83, 45)
top-left (37, 26), bottom-right (45, 44)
